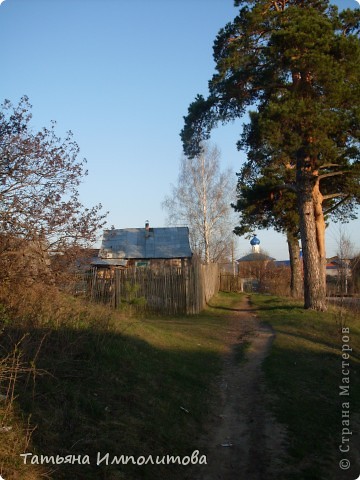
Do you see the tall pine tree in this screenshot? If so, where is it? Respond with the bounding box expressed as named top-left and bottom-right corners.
top-left (182, 0), bottom-right (360, 310)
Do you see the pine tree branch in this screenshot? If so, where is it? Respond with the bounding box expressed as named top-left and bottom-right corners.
top-left (323, 194), bottom-right (350, 215)
top-left (318, 171), bottom-right (349, 181)
top-left (318, 164), bottom-right (342, 169)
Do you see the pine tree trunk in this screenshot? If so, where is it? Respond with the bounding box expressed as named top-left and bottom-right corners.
top-left (297, 171), bottom-right (327, 311)
top-left (287, 232), bottom-right (303, 299)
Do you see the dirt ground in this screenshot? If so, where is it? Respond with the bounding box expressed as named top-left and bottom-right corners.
top-left (188, 295), bottom-right (288, 480)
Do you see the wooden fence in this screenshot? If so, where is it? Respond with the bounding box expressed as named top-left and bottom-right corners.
top-left (86, 260), bottom-right (220, 315)
top-left (219, 273), bottom-right (244, 293)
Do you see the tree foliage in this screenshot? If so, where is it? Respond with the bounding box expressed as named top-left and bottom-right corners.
top-left (0, 96), bottom-right (107, 282)
top-left (181, 0), bottom-right (360, 310)
top-left (233, 161), bottom-right (303, 297)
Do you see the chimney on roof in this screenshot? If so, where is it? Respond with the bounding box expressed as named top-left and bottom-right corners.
top-left (145, 220), bottom-right (150, 238)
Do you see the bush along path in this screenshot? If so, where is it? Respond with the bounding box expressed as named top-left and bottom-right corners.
top-left (189, 295), bottom-right (288, 480)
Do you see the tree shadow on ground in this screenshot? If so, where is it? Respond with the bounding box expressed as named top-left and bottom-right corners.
top-left (263, 340), bottom-right (360, 480)
top-left (207, 304), bottom-right (255, 313)
top-left (1, 325), bottom-right (219, 480)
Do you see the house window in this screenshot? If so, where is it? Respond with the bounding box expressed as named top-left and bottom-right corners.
top-left (135, 261), bottom-right (149, 268)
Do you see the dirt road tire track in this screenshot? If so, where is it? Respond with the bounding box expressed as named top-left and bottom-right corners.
top-left (188, 295), bottom-right (288, 480)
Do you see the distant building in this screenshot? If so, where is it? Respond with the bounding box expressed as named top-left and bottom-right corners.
top-left (326, 256), bottom-right (352, 295)
top-left (237, 235), bottom-right (275, 265)
top-left (236, 235), bottom-right (275, 291)
top-left (92, 221), bottom-right (193, 271)
top-left (250, 234), bottom-right (261, 253)
top-left (326, 256), bottom-right (351, 277)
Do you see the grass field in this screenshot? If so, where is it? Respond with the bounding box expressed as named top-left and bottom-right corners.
top-left (250, 294), bottom-right (360, 480)
top-left (1, 289), bottom-right (359, 479)
top-left (0, 290), bottom-right (240, 480)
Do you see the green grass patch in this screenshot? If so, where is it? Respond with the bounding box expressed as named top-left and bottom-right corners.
top-left (250, 293), bottom-right (360, 480)
top-left (1, 291), bottom-right (243, 480)
top-left (5, 288), bottom-right (358, 479)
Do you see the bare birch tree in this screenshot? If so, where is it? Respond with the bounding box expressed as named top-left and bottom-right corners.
top-left (162, 143), bottom-right (236, 264)
top-left (336, 228), bottom-right (356, 295)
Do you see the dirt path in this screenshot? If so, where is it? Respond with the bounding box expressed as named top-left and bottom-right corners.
top-left (189, 295), bottom-right (288, 480)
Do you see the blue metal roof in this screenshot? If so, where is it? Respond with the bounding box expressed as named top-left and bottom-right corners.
top-left (98, 227), bottom-right (192, 260)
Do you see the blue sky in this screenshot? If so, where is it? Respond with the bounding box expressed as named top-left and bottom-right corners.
top-left (1, 0), bottom-right (359, 260)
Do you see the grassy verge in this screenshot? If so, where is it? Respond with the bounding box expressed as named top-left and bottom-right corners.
top-left (4, 288), bottom-right (358, 480)
top-left (0, 289), bottom-right (242, 480)
top-left (250, 294), bottom-right (360, 480)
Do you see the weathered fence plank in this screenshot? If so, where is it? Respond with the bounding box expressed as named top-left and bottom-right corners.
top-left (85, 260), bottom-right (219, 315)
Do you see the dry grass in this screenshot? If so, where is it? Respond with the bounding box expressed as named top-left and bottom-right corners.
top-left (0, 335), bottom-right (50, 479)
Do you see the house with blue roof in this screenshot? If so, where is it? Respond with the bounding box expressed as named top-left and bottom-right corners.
top-left (92, 221), bottom-right (193, 271)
